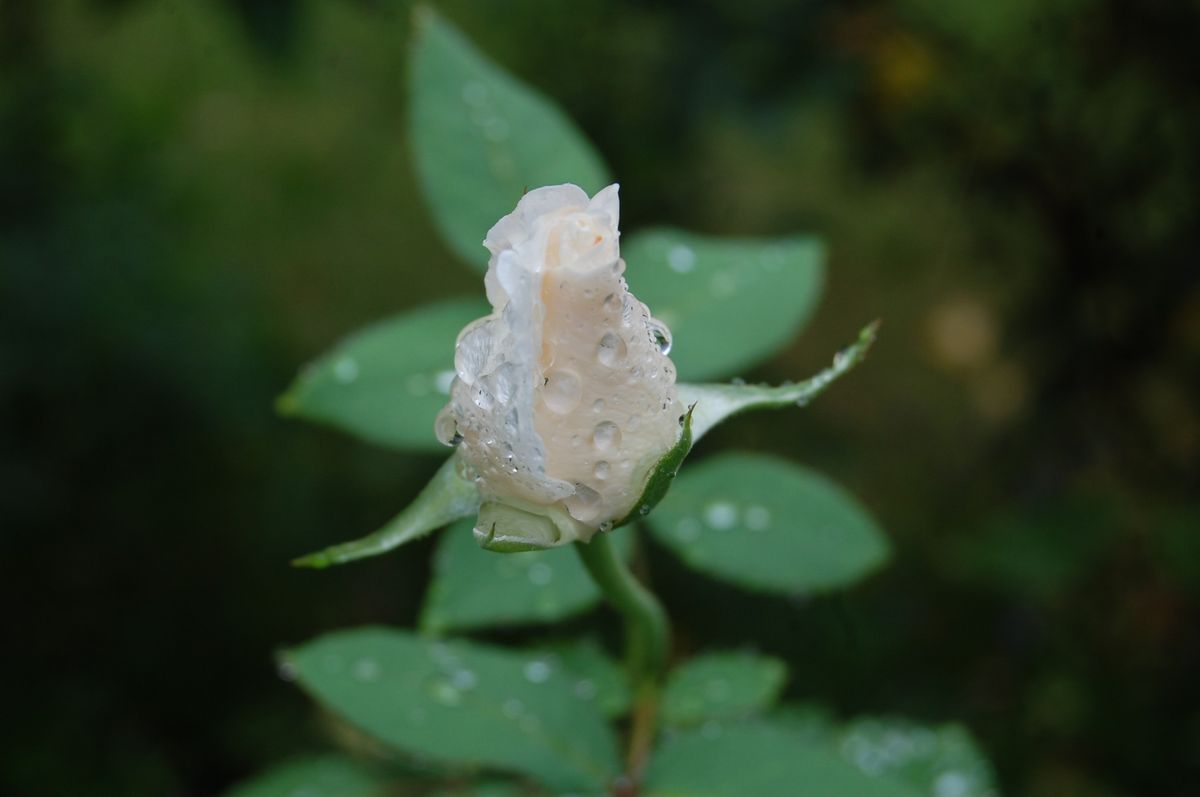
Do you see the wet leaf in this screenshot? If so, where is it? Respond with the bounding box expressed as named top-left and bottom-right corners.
top-left (282, 627), bottom-right (621, 792)
top-left (625, 230), bottom-right (824, 381)
top-left (532, 637), bottom-right (632, 720)
top-left (278, 297), bottom-right (486, 452)
top-left (410, 7), bottom-right (610, 270)
top-left (662, 651), bottom-right (788, 727)
top-left (646, 453), bottom-right (889, 594)
top-left (293, 456), bottom-right (478, 568)
top-left (644, 721), bottom-right (923, 797)
top-left (421, 522), bottom-right (632, 632)
top-left (678, 321), bottom-right (878, 443)
top-left (834, 717), bottom-right (999, 797)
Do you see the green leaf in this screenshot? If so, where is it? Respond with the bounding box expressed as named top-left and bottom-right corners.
top-left (646, 453), bottom-right (889, 594)
top-left (678, 320), bottom-right (878, 443)
top-left (662, 651), bottom-right (787, 727)
top-left (223, 755), bottom-right (384, 797)
top-left (282, 628), bottom-right (621, 792)
top-left (615, 404), bottom-right (694, 527)
top-left (420, 521), bottom-right (632, 633)
top-left (278, 297), bottom-right (486, 452)
top-left (293, 455), bottom-right (479, 568)
top-left (532, 637), bottom-right (632, 720)
top-left (624, 230), bottom-right (825, 381)
top-left (643, 721), bottom-right (924, 797)
top-left (835, 717), bottom-right (999, 797)
top-left (409, 7), bottom-right (610, 270)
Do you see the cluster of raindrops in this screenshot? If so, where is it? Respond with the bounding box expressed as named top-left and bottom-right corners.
top-left (461, 80), bottom-right (515, 178)
top-left (672, 500), bottom-right (773, 543)
top-left (422, 642), bottom-right (481, 710)
top-left (837, 721), bottom-right (993, 797)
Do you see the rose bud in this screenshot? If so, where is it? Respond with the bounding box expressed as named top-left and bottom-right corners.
top-left (435, 184), bottom-right (683, 549)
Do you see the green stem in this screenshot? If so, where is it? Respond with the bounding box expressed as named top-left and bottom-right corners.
top-left (575, 532), bottom-right (670, 684)
top-left (576, 532), bottom-right (669, 786)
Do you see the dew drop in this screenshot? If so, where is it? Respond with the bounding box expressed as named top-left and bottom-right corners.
top-left (592, 421), bottom-right (621, 451)
top-left (745, 505), bottom-right (771, 531)
top-left (593, 461), bottom-right (610, 480)
top-left (523, 659), bottom-right (552, 684)
top-left (435, 407), bottom-right (462, 447)
top-left (648, 319), bottom-right (673, 355)
top-left (428, 679), bottom-right (462, 706)
top-left (568, 484), bottom-right (603, 522)
top-left (471, 385), bottom-right (494, 411)
top-left (667, 244), bottom-right (696, 273)
top-left (528, 562), bottom-right (553, 586)
top-left (597, 332), bottom-right (628, 367)
top-left (592, 398), bottom-right (606, 412)
top-left (450, 669), bottom-right (478, 691)
top-left (353, 658), bottom-right (381, 682)
top-left (542, 368), bottom-right (582, 413)
top-left (704, 501), bottom-right (738, 530)
top-left (333, 356), bottom-right (359, 384)
top-left (454, 321), bottom-right (492, 386)
top-left (934, 772), bottom-right (971, 797)
top-left (603, 293), bottom-right (622, 312)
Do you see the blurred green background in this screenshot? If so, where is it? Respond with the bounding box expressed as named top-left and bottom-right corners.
top-left (3, 0), bottom-right (1198, 795)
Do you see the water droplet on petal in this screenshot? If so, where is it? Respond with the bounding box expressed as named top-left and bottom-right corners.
top-left (592, 398), bottom-right (606, 412)
top-left (592, 421), bottom-right (621, 451)
top-left (593, 461), bottom-right (610, 480)
top-left (597, 332), bottom-right (627, 367)
top-left (435, 407), bottom-right (463, 447)
top-left (542, 368), bottom-right (582, 413)
top-left (568, 484), bottom-right (603, 521)
top-left (648, 319), bottom-right (673, 355)
top-left (454, 320), bottom-right (492, 386)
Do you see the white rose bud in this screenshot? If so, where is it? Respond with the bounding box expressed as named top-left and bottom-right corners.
top-left (435, 183), bottom-right (683, 549)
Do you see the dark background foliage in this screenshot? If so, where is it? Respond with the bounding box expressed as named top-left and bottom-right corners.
top-left (2, 0), bottom-right (1197, 795)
